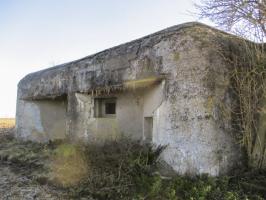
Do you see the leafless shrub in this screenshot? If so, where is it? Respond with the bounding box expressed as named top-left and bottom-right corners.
top-left (196, 0), bottom-right (266, 167)
top-left (216, 37), bottom-right (266, 168)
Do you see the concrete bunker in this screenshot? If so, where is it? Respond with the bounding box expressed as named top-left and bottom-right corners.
top-left (16, 22), bottom-right (249, 175)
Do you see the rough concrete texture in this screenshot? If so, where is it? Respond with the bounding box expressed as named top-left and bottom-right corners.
top-left (16, 99), bottom-right (67, 142)
top-left (16, 22), bottom-right (244, 176)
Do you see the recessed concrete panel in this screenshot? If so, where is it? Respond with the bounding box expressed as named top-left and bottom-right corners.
top-left (16, 99), bottom-right (67, 142)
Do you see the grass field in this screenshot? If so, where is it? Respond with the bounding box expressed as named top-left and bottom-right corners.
top-left (0, 118), bottom-right (15, 133)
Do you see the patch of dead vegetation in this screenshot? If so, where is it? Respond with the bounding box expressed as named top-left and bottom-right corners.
top-left (50, 143), bottom-right (88, 187)
top-left (0, 128), bottom-right (70, 199)
top-left (0, 118), bottom-right (15, 136)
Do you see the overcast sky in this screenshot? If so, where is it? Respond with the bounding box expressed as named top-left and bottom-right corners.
top-left (0, 0), bottom-right (212, 118)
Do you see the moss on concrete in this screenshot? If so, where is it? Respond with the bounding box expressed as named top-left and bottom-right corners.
top-left (173, 52), bottom-right (180, 62)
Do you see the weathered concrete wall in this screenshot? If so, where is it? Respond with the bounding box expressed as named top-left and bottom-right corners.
top-left (143, 30), bottom-right (241, 175)
top-left (67, 93), bottom-right (121, 142)
top-left (116, 91), bottom-right (144, 140)
top-left (67, 83), bottom-right (164, 142)
top-left (16, 22), bottom-right (244, 175)
top-left (16, 98), bottom-right (67, 142)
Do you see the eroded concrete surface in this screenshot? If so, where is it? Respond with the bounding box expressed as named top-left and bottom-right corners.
top-left (16, 22), bottom-right (245, 176)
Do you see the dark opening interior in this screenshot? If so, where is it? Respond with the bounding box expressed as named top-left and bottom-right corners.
top-left (105, 102), bottom-right (116, 114)
top-left (144, 117), bottom-right (153, 142)
top-left (94, 97), bottom-right (117, 117)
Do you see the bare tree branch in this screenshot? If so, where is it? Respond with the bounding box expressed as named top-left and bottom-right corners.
top-left (196, 0), bottom-right (266, 42)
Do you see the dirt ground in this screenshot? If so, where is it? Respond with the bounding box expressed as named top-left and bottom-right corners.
top-left (0, 122), bottom-right (72, 200)
top-left (0, 164), bottom-right (67, 200)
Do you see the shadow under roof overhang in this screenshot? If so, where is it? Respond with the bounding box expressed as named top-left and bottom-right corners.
top-left (85, 75), bottom-right (166, 97)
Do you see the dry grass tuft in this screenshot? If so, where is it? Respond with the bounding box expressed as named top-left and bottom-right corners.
top-left (0, 118), bottom-right (15, 135)
top-left (0, 118), bottom-right (15, 128)
top-left (50, 143), bottom-right (88, 187)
